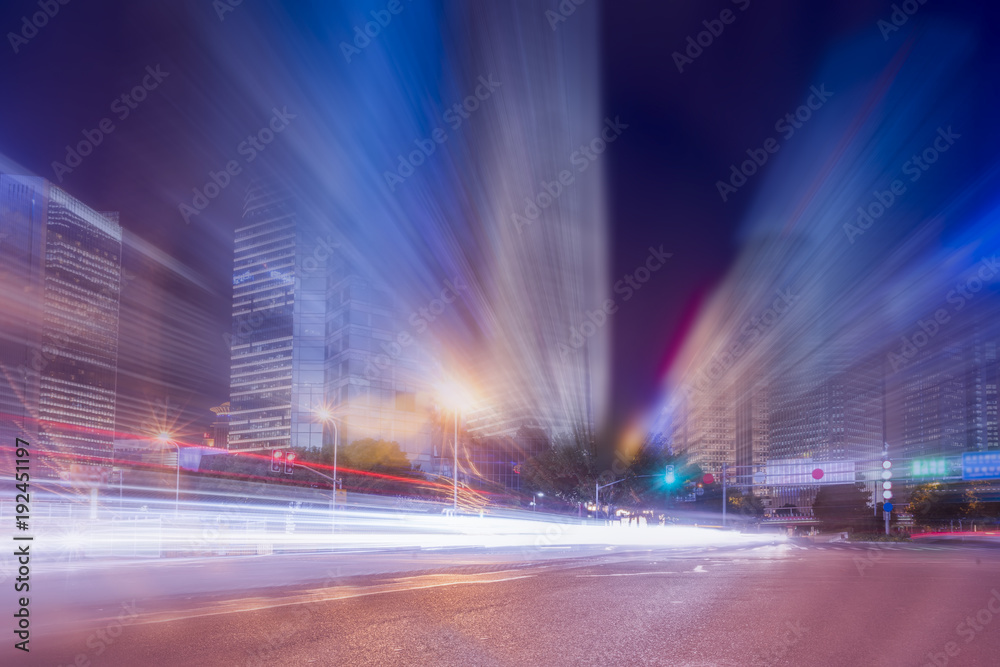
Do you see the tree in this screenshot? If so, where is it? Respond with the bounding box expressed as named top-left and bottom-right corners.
top-left (731, 491), bottom-right (765, 521)
top-left (520, 427), bottom-right (602, 504)
top-left (339, 438), bottom-right (410, 471)
top-left (908, 482), bottom-right (949, 525)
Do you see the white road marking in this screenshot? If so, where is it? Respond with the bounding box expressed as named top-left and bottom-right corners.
top-left (576, 571), bottom-right (677, 577)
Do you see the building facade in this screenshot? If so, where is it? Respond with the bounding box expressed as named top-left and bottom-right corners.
top-left (227, 183), bottom-right (436, 467)
top-left (0, 175), bottom-right (121, 473)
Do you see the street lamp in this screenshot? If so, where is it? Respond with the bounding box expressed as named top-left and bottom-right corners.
top-left (533, 492), bottom-right (544, 512)
top-left (437, 379), bottom-right (476, 513)
top-left (155, 432), bottom-right (179, 515)
top-left (314, 408), bottom-right (341, 533)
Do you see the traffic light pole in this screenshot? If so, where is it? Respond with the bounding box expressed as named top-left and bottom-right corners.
top-left (722, 463), bottom-right (727, 527)
top-left (595, 474), bottom-right (662, 522)
top-left (295, 463), bottom-right (340, 535)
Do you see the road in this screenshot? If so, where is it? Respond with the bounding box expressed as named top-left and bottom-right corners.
top-left (17, 541), bottom-right (1000, 666)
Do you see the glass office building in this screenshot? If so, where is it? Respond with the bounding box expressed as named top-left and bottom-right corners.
top-left (0, 175), bottom-right (122, 473)
top-left (227, 182), bottom-right (436, 462)
top-left (228, 182), bottom-right (326, 452)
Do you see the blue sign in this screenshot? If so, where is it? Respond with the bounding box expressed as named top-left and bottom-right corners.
top-left (883, 503), bottom-right (893, 513)
top-left (962, 452), bottom-right (1000, 481)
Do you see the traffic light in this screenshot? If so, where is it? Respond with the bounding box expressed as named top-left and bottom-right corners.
top-left (881, 455), bottom-right (893, 507)
top-left (665, 464), bottom-right (676, 485)
top-left (271, 449), bottom-right (284, 473)
top-left (284, 451), bottom-right (296, 474)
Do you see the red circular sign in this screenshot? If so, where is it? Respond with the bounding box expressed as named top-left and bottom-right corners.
top-left (812, 468), bottom-right (824, 480)
top-left (703, 473), bottom-right (715, 485)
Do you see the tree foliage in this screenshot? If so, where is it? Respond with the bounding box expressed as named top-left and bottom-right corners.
top-left (339, 438), bottom-right (411, 471)
top-left (521, 429), bottom-right (690, 509)
top-left (519, 428), bottom-right (602, 504)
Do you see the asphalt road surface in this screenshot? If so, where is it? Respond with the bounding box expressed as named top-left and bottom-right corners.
top-left (20, 541), bottom-right (1000, 666)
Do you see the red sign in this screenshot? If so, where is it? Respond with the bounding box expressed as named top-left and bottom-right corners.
top-left (703, 473), bottom-right (715, 485)
top-left (812, 468), bottom-right (824, 480)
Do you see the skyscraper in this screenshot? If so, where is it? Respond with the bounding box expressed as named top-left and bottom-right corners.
top-left (227, 182), bottom-right (325, 452)
top-left (326, 251), bottom-right (436, 468)
top-left (0, 175), bottom-right (121, 473)
top-left (227, 183), bottom-right (435, 466)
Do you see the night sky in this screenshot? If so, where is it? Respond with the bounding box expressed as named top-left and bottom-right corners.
top-left (3, 0), bottom-right (999, 440)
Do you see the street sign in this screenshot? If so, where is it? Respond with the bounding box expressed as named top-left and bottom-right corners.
top-left (962, 452), bottom-right (1000, 481)
top-left (883, 503), bottom-right (893, 513)
top-left (811, 468), bottom-right (824, 480)
top-left (703, 473), bottom-right (714, 485)
top-left (912, 458), bottom-right (946, 477)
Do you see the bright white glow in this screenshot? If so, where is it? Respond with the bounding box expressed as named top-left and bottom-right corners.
top-left (437, 378), bottom-right (477, 411)
top-left (883, 461), bottom-right (892, 469)
top-left (19, 484), bottom-right (787, 569)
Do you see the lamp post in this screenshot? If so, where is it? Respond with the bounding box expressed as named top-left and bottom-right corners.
top-left (156, 433), bottom-right (179, 516)
top-left (438, 379), bottom-right (475, 515)
top-left (315, 409), bottom-right (341, 534)
top-left (533, 492), bottom-right (544, 512)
